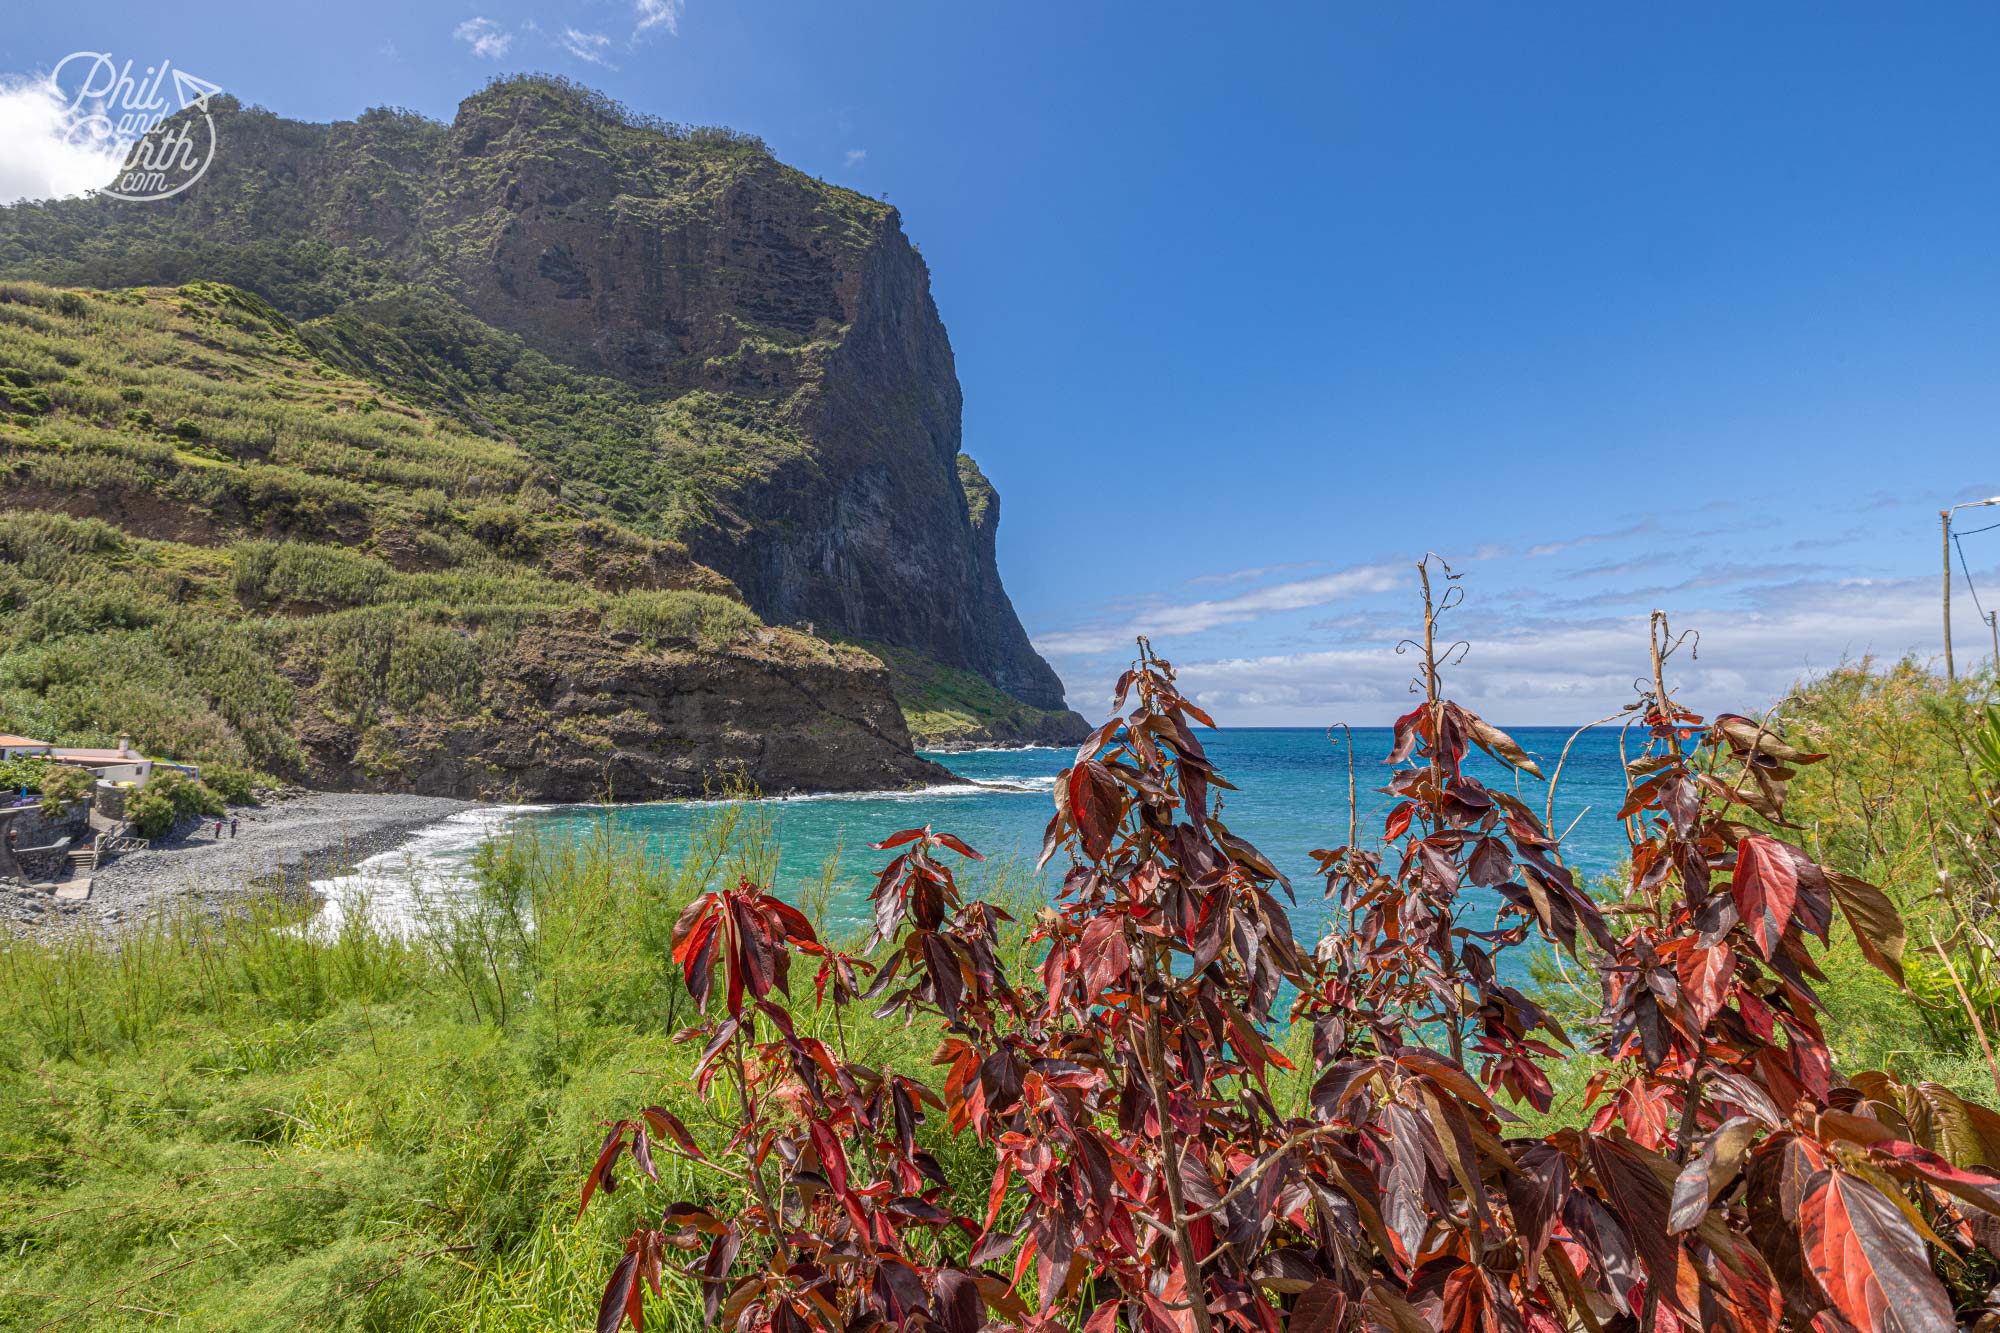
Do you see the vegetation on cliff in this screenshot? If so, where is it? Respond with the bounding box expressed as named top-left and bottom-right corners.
top-left (0, 279), bottom-right (942, 797)
top-left (857, 637), bottom-right (1088, 748)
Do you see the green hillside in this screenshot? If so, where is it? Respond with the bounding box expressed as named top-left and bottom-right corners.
top-left (0, 279), bottom-right (942, 797)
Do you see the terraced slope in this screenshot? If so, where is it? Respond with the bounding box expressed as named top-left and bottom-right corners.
top-left (0, 280), bottom-right (949, 798)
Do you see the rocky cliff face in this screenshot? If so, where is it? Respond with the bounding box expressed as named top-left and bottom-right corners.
top-left (0, 78), bottom-right (1082, 739)
top-left (292, 623), bottom-right (954, 801)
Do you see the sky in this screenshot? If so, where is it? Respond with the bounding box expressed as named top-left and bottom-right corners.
top-left (3, 3), bottom-right (1998, 725)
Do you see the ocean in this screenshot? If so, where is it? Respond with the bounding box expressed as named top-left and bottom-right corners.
top-left (315, 726), bottom-right (1640, 971)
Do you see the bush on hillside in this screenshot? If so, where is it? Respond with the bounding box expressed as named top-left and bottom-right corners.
top-left (0, 754), bottom-right (51, 794)
top-left (125, 766), bottom-right (225, 839)
top-left (35, 762), bottom-right (93, 816)
top-left (197, 762), bottom-right (260, 806)
top-left (232, 539), bottom-right (391, 607)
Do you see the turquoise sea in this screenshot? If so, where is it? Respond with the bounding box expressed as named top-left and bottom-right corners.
top-left (324, 727), bottom-right (1639, 972)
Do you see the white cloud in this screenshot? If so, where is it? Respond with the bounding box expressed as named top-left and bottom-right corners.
top-left (454, 17), bottom-right (514, 59)
top-left (843, 148), bottom-right (867, 168)
top-left (634, 0), bottom-right (685, 37)
top-left (1033, 561), bottom-right (1408, 657)
top-left (1140, 571), bottom-right (1963, 727)
top-left (1186, 560), bottom-right (1319, 587)
top-left (560, 28), bottom-right (617, 66)
top-left (0, 75), bottom-right (126, 205)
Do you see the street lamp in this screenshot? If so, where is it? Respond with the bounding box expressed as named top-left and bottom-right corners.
top-left (1942, 496), bottom-right (2000, 682)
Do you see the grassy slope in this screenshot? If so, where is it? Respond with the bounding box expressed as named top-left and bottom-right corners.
top-left (0, 807), bottom-right (1039, 1331)
top-left (0, 279), bottom-right (789, 780)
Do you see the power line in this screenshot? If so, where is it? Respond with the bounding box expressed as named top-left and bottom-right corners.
top-left (1956, 529), bottom-right (1994, 621)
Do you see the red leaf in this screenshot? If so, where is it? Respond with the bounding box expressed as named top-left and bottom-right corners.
top-left (598, 1248), bottom-right (640, 1333)
top-left (933, 831), bottom-right (985, 861)
top-left (1677, 940), bottom-right (1735, 1031)
top-left (1290, 1281), bottom-right (1347, 1333)
top-left (579, 1123), bottom-right (629, 1218)
top-left (1732, 834), bottom-right (1799, 959)
top-left (639, 1106), bottom-right (706, 1162)
top-left (1384, 801), bottom-right (1415, 841)
top-left (1798, 1167), bottom-right (1956, 1332)
top-left (809, 1118), bottom-right (850, 1195)
top-left (1067, 760), bottom-right (1123, 862)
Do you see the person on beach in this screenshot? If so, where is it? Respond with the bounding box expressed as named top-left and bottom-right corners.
top-left (216, 819), bottom-right (225, 840)
top-left (229, 817), bottom-right (238, 839)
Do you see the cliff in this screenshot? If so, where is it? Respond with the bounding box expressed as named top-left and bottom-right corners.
top-left (0, 77), bottom-right (1085, 745)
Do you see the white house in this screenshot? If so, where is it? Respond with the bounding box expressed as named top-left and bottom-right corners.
top-left (1, 734), bottom-right (196, 785)
top-left (1, 734), bottom-right (53, 761)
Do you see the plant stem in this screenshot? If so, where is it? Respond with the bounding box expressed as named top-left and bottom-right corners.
top-left (1132, 926), bottom-right (1214, 1333)
top-left (728, 1022), bottom-right (782, 1231)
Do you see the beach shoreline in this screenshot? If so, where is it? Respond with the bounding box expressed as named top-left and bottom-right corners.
top-left (3, 792), bottom-right (479, 930)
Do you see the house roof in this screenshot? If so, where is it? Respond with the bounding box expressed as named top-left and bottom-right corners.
top-left (0, 735), bottom-right (51, 749)
top-left (45, 748), bottom-right (138, 764)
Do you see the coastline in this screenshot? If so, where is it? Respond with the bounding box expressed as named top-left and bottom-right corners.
top-left (919, 740), bottom-right (1066, 755)
top-left (4, 792), bottom-right (478, 930)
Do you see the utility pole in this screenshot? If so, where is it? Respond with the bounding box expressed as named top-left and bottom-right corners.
top-left (1941, 497), bottom-right (2000, 684)
top-left (1945, 510), bottom-right (1955, 682)
top-left (1989, 611), bottom-right (1998, 672)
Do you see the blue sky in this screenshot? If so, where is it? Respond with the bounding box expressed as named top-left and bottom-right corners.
top-left (5, 3), bottom-right (1999, 723)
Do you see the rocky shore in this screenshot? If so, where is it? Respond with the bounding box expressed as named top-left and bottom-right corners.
top-left (2, 792), bottom-right (475, 930)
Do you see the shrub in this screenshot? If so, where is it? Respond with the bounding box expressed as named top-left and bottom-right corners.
top-left (161, 464), bottom-right (239, 508)
top-left (198, 762), bottom-right (260, 806)
top-left (0, 754), bottom-right (51, 794)
top-left (466, 502), bottom-right (536, 556)
top-left (172, 417), bottom-right (202, 439)
top-left (384, 623), bottom-right (482, 711)
top-left (582, 572), bottom-right (2000, 1333)
top-left (232, 539), bottom-right (390, 607)
top-left (0, 383), bottom-right (48, 414)
top-left (35, 762), bottom-right (93, 816)
top-left (125, 766), bottom-right (224, 839)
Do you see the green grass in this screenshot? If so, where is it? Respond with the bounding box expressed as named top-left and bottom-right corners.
top-left (0, 802), bottom-right (1038, 1330)
top-left (1769, 658), bottom-right (2000, 1096)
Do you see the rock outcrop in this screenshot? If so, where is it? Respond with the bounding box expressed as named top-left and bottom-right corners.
top-left (293, 625), bottom-right (955, 801)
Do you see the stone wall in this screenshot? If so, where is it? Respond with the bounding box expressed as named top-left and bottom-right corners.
top-left (0, 799), bottom-right (89, 881)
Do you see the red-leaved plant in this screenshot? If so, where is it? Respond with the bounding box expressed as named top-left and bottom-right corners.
top-left (582, 561), bottom-right (2000, 1333)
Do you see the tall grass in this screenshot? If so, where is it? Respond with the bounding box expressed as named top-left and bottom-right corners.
top-left (0, 805), bottom-right (1034, 1330)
